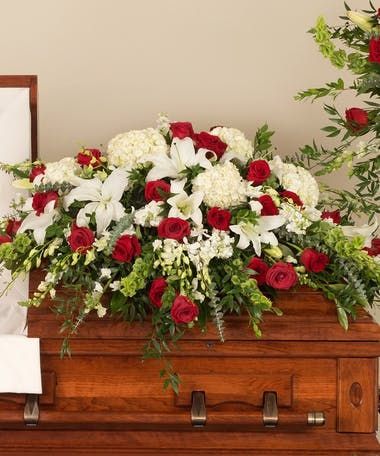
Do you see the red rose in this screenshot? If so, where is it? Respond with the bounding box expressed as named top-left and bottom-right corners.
top-left (300, 248), bottom-right (329, 273)
top-left (265, 262), bottom-right (298, 290)
top-left (6, 219), bottom-right (21, 237)
top-left (207, 207), bottom-right (231, 231)
top-left (258, 195), bottom-right (279, 216)
top-left (32, 191), bottom-right (59, 216)
top-left (247, 257), bottom-right (269, 285)
top-left (67, 224), bottom-right (95, 254)
top-left (170, 122), bottom-right (195, 139)
top-left (247, 160), bottom-right (271, 185)
top-left (345, 108), bottom-right (369, 131)
top-left (170, 295), bottom-right (199, 324)
top-left (29, 164), bottom-right (46, 182)
top-left (157, 217), bottom-right (191, 241)
top-left (0, 234), bottom-right (12, 244)
top-left (280, 190), bottom-right (303, 207)
top-left (144, 180), bottom-right (170, 202)
top-left (148, 277), bottom-right (167, 308)
top-left (194, 131), bottom-right (227, 159)
top-left (112, 234), bottom-right (142, 262)
top-left (321, 210), bottom-right (341, 225)
top-left (363, 238), bottom-right (380, 257)
top-left (76, 148), bottom-right (102, 167)
top-left (369, 37), bottom-right (380, 63)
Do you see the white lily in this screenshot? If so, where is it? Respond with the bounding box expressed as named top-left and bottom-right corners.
top-left (146, 137), bottom-right (213, 181)
top-left (18, 200), bottom-right (59, 245)
top-left (341, 219), bottom-right (378, 248)
top-left (230, 215), bottom-right (285, 256)
top-left (167, 189), bottom-right (204, 226)
top-left (64, 168), bottom-right (129, 235)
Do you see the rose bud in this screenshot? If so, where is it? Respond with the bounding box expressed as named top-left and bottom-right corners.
top-left (345, 107), bottom-right (369, 132)
top-left (77, 148), bottom-right (102, 167)
top-left (29, 164), bottom-right (46, 182)
top-left (321, 210), bottom-right (341, 225)
top-left (67, 225), bottom-right (95, 254)
top-left (112, 234), bottom-right (142, 262)
top-left (157, 218), bottom-right (191, 241)
top-left (170, 295), bottom-right (199, 324)
top-left (280, 190), bottom-right (303, 207)
top-left (258, 195), bottom-right (279, 215)
top-left (0, 234), bottom-right (12, 244)
top-left (369, 37), bottom-right (380, 64)
top-left (144, 180), bottom-right (170, 202)
top-left (247, 257), bottom-right (269, 285)
top-left (32, 191), bottom-right (59, 216)
top-left (265, 262), bottom-right (298, 290)
top-left (194, 131), bottom-right (227, 159)
top-left (247, 160), bottom-right (271, 185)
top-left (207, 207), bottom-right (231, 231)
top-left (300, 248), bottom-right (329, 273)
top-left (6, 219), bottom-right (22, 237)
top-left (148, 277), bottom-right (168, 308)
top-left (170, 122), bottom-right (195, 139)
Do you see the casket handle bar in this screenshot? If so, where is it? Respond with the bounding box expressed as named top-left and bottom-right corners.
top-left (24, 394), bottom-right (39, 426)
top-left (191, 391), bottom-right (206, 427)
top-left (190, 390), bottom-right (325, 428)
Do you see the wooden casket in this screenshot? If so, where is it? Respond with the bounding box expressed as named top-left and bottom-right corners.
top-left (0, 270), bottom-right (380, 455)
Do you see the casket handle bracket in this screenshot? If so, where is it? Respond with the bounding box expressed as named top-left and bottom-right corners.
top-left (263, 391), bottom-right (278, 427)
top-left (24, 394), bottom-right (39, 426)
top-left (191, 391), bottom-right (206, 427)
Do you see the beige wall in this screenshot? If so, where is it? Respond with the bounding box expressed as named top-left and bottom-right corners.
top-left (0, 0), bottom-right (366, 164)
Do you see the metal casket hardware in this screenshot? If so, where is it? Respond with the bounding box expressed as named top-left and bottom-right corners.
top-left (307, 411), bottom-right (325, 426)
top-left (24, 394), bottom-right (39, 426)
top-left (191, 391), bottom-right (206, 427)
top-left (263, 391), bottom-right (278, 427)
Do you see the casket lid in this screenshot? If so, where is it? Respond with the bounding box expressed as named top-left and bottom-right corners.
top-left (0, 75), bottom-right (38, 160)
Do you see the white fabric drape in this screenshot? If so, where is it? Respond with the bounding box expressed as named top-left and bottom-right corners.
top-left (0, 88), bottom-right (31, 335)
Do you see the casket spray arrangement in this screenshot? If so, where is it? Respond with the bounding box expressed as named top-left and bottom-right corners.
top-left (0, 114), bottom-right (379, 390)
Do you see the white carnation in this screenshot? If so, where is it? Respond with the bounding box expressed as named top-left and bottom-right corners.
top-left (38, 157), bottom-right (81, 186)
top-left (192, 162), bottom-right (250, 209)
top-left (211, 127), bottom-right (254, 163)
top-left (107, 128), bottom-right (168, 169)
top-left (269, 155), bottom-right (319, 208)
top-left (134, 201), bottom-right (164, 227)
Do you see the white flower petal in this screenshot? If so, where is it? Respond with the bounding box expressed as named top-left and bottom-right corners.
top-left (95, 204), bottom-right (114, 235)
top-left (101, 169), bottom-right (129, 202)
top-left (76, 202), bottom-right (99, 227)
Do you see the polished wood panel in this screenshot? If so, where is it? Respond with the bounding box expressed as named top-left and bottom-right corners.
top-left (337, 358), bottom-right (378, 433)
top-left (0, 75), bottom-right (38, 160)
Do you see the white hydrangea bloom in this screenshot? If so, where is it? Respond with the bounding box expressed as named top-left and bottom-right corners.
top-left (107, 128), bottom-right (168, 169)
top-left (192, 162), bottom-right (250, 208)
top-left (36, 157), bottom-right (81, 186)
top-left (211, 127), bottom-right (254, 163)
top-left (134, 201), bottom-right (164, 227)
top-left (269, 155), bottom-right (319, 208)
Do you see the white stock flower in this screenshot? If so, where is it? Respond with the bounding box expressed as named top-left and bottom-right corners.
top-left (107, 128), bottom-right (168, 169)
top-left (64, 169), bottom-right (129, 235)
top-left (36, 157), bottom-right (81, 186)
top-left (192, 161), bottom-right (250, 209)
top-left (270, 155), bottom-right (319, 208)
top-left (279, 203), bottom-right (312, 235)
top-left (146, 137), bottom-right (212, 181)
top-left (18, 200), bottom-right (59, 245)
top-left (134, 201), bottom-right (164, 227)
top-left (230, 215), bottom-right (285, 256)
top-left (211, 127), bottom-right (254, 163)
top-left (100, 268), bottom-right (112, 280)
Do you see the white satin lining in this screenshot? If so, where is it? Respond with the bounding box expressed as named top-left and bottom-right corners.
top-left (0, 88), bottom-right (31, 335)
